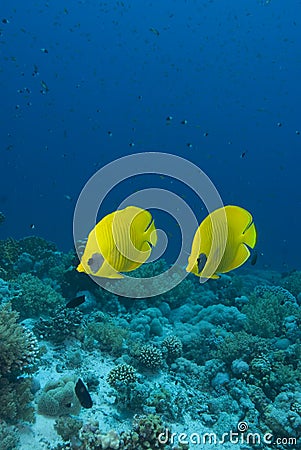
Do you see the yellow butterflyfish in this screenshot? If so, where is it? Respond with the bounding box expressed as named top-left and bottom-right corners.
top-left (186, 205), bottom-right (257, 279)
top-left (77, 206), bottom-right (157, 279)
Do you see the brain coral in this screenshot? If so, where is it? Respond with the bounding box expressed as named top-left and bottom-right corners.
top-left (37, 375), bottom-right (81, 417)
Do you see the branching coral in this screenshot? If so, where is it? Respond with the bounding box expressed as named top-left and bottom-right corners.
top-left (121, 414), bottom-right (168, 449)
top-left (242, 285), bottom-right (299, 338)
top-left (0, 303), bottom-right (39, 377)
top-left (0, 302), bottom-right (39, 423)
top-left (85, 313), bottom-right (127, 355)
top-left (162, 336), bottom-right (182, 361)
top-left (280, 271), bottom-right (301, 297)
top-left (0, 238), bottom-right (20, 279)
top-left (0, 420), bottom-right (19, 450)
top-left (75, 414), bottom-right (169, 449)
top-left (34, 307), bottom-right (83, 343)
top-left (10, 273), bottom-right (64, 318)
top-left (136, 344), bottom-right (164, 370)
top-left (107, 364), bottom-right (138, 388)
top-left (213, 330), bottom-right (269, 367)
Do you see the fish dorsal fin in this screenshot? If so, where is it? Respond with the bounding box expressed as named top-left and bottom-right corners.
top-left (223, 243), bottom-right (251, 273)
top-left (75, 238), bottom-right (88, 259)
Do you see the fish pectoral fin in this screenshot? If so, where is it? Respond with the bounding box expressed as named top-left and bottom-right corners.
top-left (146, 220), bottom-right (158, 247)
top-left (96, 260), bottom-right (124, 279)
top-left (224, 243), bottom-right (250, 273)
top-left (242, 220), bottom-right (257, 249)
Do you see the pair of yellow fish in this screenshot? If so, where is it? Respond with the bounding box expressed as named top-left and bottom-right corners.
top-left (77, 205), bottom-right (257, 280)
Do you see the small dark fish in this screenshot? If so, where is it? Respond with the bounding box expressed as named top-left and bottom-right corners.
top-left (250, 250), bottom-right (258, 266)
top-left (40, 80), bottom-right (49, 92)
top-left (75, 378), bottom-right (93, 408)
top-left (66, 295), bottom-right (86, 309)
top-left (240, 151), bottom-right (246, 158)
top-left (197, 253), bottom-right (207, 273)
top-left (149, 27), bottom-right (160, 36)
top-left (30, 223), bottom-right (35, 229)
top-left (0, 211), bottom-right (5, 224)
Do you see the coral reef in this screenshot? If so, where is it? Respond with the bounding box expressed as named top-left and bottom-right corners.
top-left (37, 375), bottom-right (81, 417)
top-left (135, 344), bottom-right (164, 370)
top-left (280, 270), bottom-right (301, 297)
top-left (242, 285), bottom-right (300, 338)
top-left (0, 302), bottom-right (39, 423)
top-left (162, 336), bottom-right (182, 361)
top-left (11, 273), bottom-right (64, 318)
top-left (34, 307), bottom-right (83, 343)
top-left (107, 364), bottom-right (138, 388)
top-left (54, 416), bottom-right (83, 443)
top-left (0, 421), bottom-right (19, 450)
top-left (60, 413), bottom-right (170, 449)
top-left (1, 239), bottom-right (301, 450)
top-left (0, 303), bottom-right (39, 376)
top-left (84, 313), bottom-right (128, 355)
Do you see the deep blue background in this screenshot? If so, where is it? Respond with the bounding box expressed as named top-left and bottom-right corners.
top-left (0, 0), bottom-right (300, 271)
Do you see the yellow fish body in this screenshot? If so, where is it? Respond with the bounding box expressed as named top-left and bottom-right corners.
top-left (77, 206), bottom-right (157, 279)
top-left (186, 205), bottom-right (257, 279)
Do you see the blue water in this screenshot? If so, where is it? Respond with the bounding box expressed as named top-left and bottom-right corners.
top-left (1, 0), bottom-right (300, 271)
